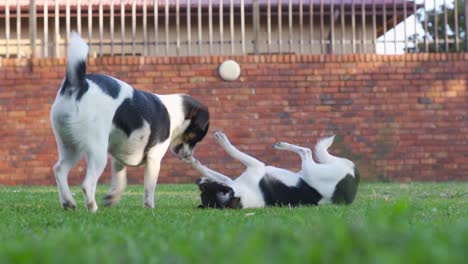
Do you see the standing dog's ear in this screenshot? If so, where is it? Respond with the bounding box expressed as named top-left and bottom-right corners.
top-left (185, 99), bottom-right (209, 132)
top-left (182, 95), bottom-right (210, 143)
top-left (192, 107), bottom-right (210, 132)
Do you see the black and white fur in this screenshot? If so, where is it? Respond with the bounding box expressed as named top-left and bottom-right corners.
top-left (186, 131), bottom-right (360, 209)
top-left (50, 33), bottom-right (209, 212)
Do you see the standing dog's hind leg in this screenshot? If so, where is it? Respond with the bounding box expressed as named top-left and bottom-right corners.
top-left (53, 146), bottom-right (82, 210)
top-left (82, 147), bottom-right (108, 212)
top-left (103, 158), bottom-right (127, 206)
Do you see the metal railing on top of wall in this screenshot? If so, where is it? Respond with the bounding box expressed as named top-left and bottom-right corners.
top-left (0, 0), bottom-right (467, 58)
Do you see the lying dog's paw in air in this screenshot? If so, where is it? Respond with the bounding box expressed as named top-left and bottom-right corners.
top-left (182, 155), bottom-right (203, 168)
top-left (272, 142), bottom-right (288, 150)
top-left (213, 131), bottom-right (229, 145)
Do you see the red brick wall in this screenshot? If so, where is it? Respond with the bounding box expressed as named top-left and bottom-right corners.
top-left (0, 53), bottom-right (467, 185)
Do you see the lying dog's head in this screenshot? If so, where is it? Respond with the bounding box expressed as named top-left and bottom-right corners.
top-left (196, 178), bottom-right (241, 209)
top-left (171, 95), bottom-right (210, 159)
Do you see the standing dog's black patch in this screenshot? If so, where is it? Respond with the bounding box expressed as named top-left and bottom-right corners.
top-left (60, 61), bottom-right (89, 100)
top-left (59, 77), bottom-right (73, 96)
top-left (86, 74), bottom-right (121, 99)
top-left (113, 90), bottom-right (170, 153)
top-left (259, 176), bottom-right (322, 206)
top-left (60, 73), bottom-right (121, 101)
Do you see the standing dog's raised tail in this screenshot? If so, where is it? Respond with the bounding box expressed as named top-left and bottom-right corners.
top-left (65, 32), bottom-right (89, 91)
top-left (314, 135), bottom-right (336, 164)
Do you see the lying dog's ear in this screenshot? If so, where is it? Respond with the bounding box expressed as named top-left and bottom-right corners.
top-left (216, 191), bottom-right (232, 208)
top-left (227, 196), bottom-right (242, 209)
top-left (197, 177), bottom-right (234, 209)
top-left (216, 190), bottom-right (242, 209)
top-left (195, 178), bottom-right (205, 191)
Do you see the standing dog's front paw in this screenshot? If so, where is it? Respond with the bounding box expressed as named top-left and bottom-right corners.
top-left (143, 201), bottom-right (154, 209)
top-left (143, 192), bottom-right (155, 209)
top-left (86, 201), bottom-right (98, 213)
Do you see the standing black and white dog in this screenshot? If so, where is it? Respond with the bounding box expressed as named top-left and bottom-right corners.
top-left (186, 131), bottom-right (360, 209)
top-left (50, 33), bottom-right (209, 212)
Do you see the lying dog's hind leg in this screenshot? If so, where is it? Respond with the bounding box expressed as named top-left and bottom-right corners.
top-left (273, 142), bottom-right (313, 162)
top-left (214, 131), bottom-right (265, 168)
top-left (103, 158), bottom-right (127, 207)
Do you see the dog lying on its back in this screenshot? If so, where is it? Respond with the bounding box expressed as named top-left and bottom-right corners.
top-left (184, 131), bottom-right (360, 209)
top-left (50, 33), bottom-right (210, 212)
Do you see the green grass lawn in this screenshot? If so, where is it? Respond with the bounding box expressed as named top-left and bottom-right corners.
top-left (0, 183), bottom-right (467, 264)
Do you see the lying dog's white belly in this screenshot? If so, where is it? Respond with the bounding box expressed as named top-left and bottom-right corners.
top-left (264, 166), bottom-right (302, 187)
top-left (231, 166), bottom-right (308, 208)
top-left (232, 167), bottom-right (267, 208)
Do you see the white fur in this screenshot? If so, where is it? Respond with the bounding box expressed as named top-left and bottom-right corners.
top-left (159, 95), bottom-right (187, 138)
top-left (263, 166), bottom-right (301, 187)
top-left (158, 94), bottom-right (194, 158)
top-left (109, 120), bottom-right (152, 166)
top-left (315, 135), bottom-right (336, 163)
top-left (67, 32), bottom-right (89, 85)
